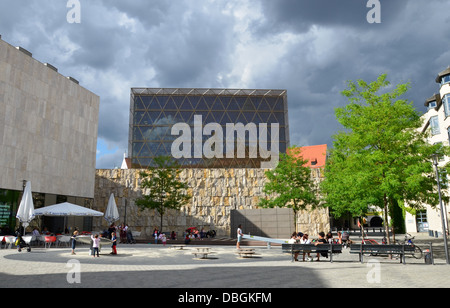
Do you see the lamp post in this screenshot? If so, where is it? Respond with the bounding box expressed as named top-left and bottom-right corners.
top-left (432, 154), bottom-right (450, 264)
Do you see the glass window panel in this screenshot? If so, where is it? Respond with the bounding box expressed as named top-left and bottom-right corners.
top-left (134, 111), bottom-right (145, 125)
top-left (236, 112), bottom-right (247, 123)
top-left (195, 97), bottom-right (209, 110)
top-left (141, 96), bottom-right (153, 109)
top-left (161, 111), bottom-right (178, 125)
top-left (179, 111), bottom-right (193, 123)
top-left (188, 96), bottom-right (201, 109)
top-left (243, 111), bottom-right (256, 122)
top-left (132, 142), bottom-right (144, 156)
top-left (133, 127), bottom-right (143, 141)
top-left (219, 112), bottom-right (232, 125)
top-left (156, 95), bottom-right (170, 109)
top-left (164, 97), bottom-right (177, 110)
top-left (220, 96), bottom-right (233, 109)
top-left (267, 113), bottom-right (277, 123)
top-left (173, 96), bottom-right (185, 108)
top-left (257, 98), bottom-right (271, 111)
top-left (442, 75), bottom-right (450, 86)
top-left (204, 96), bottom-right (216, 109)
top-left (148, 142), bottom-right (159, 154)
top-left (214, 98), bottom-right (226, 110)
top-left (448, 126), bottom-right (450, 144)
top-left (430, 116), bottom-right (440, 135)
top-left (258, 112), bottom-right (270, 123)
top-left (278, 126), bottom-right (286, 142)
top-left (252, 112), bottom-right (263, 124)
top-left (227, 111), bottom-right (240, 123)
top-left (273, 112), bottom-right (285, 125)
top-left (204, 112), bottom-right (216, 124)
top-left (235, 97), bottom-right (246, 109)
top-left (273, 97), bottom-right (284, 111)
top-left (179, 98), bottom-right (193, 110)
top-left (149, 111), bottom-right (162, 125)
top-left (141, 112), bottom-right (152, 125)
top-left (242, 98), bottom-right (256, 111)
top-left (147, 96), bottom-right (160, 109)
top-left (134, 97), bottom-right (146, 110)
top-left (140, 127), bottom-right (152, 140)
top-left (444, 95), bottom-right (450, 117)
top-left (211, 111), bottom-right (225, 123)
top-left (228, 98), bottom-right (240, 110)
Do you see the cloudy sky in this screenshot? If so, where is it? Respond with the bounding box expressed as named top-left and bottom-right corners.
top-left (1, 0), bottom-right (450, 168)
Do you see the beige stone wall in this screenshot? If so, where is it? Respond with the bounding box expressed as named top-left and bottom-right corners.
top-left (93, 168), bottom-right (330, 239)
top-left (0, 39), bottom-right (99, 198)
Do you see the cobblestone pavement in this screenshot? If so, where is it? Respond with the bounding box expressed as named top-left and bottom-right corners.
top-left (1, 241), bottom-right (449, 288)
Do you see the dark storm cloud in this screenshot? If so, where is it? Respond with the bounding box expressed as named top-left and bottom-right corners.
top-left (1, 0), bottom-right (450, 168)
top-left (256, 0), bottom-right (409, 33)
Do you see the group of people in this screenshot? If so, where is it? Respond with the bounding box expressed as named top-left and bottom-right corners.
top-left (288, 231), bottom-right (338, 262)
top-left (70, 228), bottom-right (117, 257)
top-left (287, 230), bottom-right (352, 261)
top-left (108, 223), bottom-right (135, 244)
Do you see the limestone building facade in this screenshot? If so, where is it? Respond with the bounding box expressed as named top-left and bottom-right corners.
top-left (0, 36), bottom-right (100, 231)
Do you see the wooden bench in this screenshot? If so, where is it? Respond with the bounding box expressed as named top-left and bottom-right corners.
top-left (282, 243), bottom-right (343, 263)
top-left (192, 247), bottom-right (214, 259)
top-left (350, 244), bottom-right (416, 264)
top-left (170, 245), bottom-right (186, 250)
top-left (236, 248), bottom-right (258, 258)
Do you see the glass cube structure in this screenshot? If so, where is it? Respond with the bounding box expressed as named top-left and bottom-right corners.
top-left (128, 88), bottom-right (290, 168)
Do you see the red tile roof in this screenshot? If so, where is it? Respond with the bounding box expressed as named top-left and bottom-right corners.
top-left (288, 144), bottom-right (327, 168)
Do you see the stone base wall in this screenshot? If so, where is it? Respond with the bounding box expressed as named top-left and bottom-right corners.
top-left (93, 169), bottom-right (330, 239)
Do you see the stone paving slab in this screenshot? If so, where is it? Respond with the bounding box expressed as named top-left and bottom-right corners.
top-left (0, 244), bottom-right (449, 288)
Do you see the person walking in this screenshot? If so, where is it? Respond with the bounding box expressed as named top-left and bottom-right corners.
top-left (71, 229), bottom-right (79, 255)
top-left (236, 224), bottom-right (243, 249)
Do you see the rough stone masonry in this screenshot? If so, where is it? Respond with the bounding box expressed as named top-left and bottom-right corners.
top-left (93, 168), bottom-right (329, 239)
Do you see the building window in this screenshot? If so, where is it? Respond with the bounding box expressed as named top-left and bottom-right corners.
top-left (448, 126), bottom-right (450, 144)
top-left (444, 95), bottom-right (450, 117)
top-left (441, 74), bottom-right (450, 87)
top-left (428, 100), bottom-right (437, 110)
top-left (430, 116), bottom-right (440, 135)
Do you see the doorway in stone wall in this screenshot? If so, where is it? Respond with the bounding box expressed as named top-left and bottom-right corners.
top-left (230, 208), bottom-right (294, 239)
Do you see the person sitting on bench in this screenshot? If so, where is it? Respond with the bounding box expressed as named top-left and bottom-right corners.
top-left (314, 232), bottom-right (327, 261)
top-left (300, 233), bottom-right (312, 261)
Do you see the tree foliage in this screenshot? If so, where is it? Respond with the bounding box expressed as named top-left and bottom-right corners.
top-left (259, 147), bottom-right (319, 232)
top-left (136, 156), bottom-right (191, 232)
top-left (321, 74), bottom-right (448, 241)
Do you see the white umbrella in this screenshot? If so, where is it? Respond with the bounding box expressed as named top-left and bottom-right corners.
top-left (34, 202), bottom-right (104, 217)
top-left (104, 193), bottom-right (119, 224)
top-left (16, 181), bottom-right (35, 229)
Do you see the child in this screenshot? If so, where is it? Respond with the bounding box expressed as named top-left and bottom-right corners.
top-left (91, 234), bottom-right (100, 257)
top-left (71, 230), bottom-right (79, 255)
top-left (111, 232), bottom-right (117, 255)
top-left (161, 233), bottom-right (167, 246)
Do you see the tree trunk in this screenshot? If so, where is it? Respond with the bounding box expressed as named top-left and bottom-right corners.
top-left (383, 194), bottom-right (390, 244)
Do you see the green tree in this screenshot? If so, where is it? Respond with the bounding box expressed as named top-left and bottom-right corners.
top-left (136, 156), bottom-right (191, 233)
top-left (258, 147), bottom-right (319, 232)
top-left (321, 74), bottom-right (448, 242)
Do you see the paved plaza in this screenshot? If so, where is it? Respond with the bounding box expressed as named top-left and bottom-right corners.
top-left (1, 239), bottom-right (449, 289)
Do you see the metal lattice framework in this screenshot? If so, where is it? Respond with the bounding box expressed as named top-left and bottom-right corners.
top-left (128, 88), bottom-right (290, 168)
